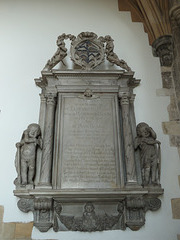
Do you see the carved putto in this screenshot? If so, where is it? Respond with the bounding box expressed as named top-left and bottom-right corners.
top-left (54, 202), bottom-right (125, 232)
top-left (14, 123), bottom-right (42, 187)
top-left (134, 122), bottom-right (161, 186)
top-left (14, 31), bottom-right (163, 233)
top-left (43, 32), bottom-right (132, 71)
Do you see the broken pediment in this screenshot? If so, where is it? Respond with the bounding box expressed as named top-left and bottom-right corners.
top-left (14, 32), bottom-right (163, 233)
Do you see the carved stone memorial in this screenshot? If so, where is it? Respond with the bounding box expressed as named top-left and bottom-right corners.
top-left (14, 32), bottom-right (163, 232)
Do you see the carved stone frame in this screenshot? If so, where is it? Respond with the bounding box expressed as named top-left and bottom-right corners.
top-left (14, 32), bottom-right (163, 232)
top-left (14, 70), bottom-right (163, 232)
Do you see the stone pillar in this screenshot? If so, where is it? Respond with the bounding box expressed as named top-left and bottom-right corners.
top-left (129, 94), bottom-right (136, 138)
top-left (170, 2), bottom-right (180, 118)
top-left (119, 92), bottom-right (137, 186)
top-left (39, 93), bottom-right (57, 187)
top-left (129, 94), bottom-right (142, 185)
top-left (38, 93), bottom-right (47, 137)
top-left (35, 93), bottom-right (47, 185)
top-left (152, 34), bottom-right (180, 147)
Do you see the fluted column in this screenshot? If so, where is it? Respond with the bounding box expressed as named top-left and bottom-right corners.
top-left (38, 93), bottom-right (47, 137)
top-left (35, 93), bottom-right (47, 185)
top-left (129, 94), bottom-right (142, 185)
top-left (39, 93), bottom-right (57, 187)
top-left (119, 92), bottom-right (137, 186)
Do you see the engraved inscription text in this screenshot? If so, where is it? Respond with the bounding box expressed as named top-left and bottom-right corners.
top-left (60, 95), bottom-right (118, 188)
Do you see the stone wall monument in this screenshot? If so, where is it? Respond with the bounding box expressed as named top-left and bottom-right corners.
top-left (14, 32), bottom-right (163, 232)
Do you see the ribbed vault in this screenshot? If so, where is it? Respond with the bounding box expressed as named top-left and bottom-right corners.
top-left (118, 0), bottom-right (171, 45)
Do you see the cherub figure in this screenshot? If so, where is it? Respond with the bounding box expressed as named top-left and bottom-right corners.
top-left (83, 203), bottom-right (97, 230)
top-left (134, 122), bottom-right (161, 186)
top-left (15, 123), bottom-right (42, 186)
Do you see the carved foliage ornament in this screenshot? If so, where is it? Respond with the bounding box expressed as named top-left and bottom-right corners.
top-left (17, 198), bottom-right (161, 232)
top-left (14, 32), bottom-right (163, 233)
top-left (43, 32), bottom-right (132, 71)
top-left (54, 202), bottom-right (125, 232)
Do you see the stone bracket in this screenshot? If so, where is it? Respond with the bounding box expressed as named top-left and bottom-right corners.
top-left (16, 193), bottom-right (162, 232)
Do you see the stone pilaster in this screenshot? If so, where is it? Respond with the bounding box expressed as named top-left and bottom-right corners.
top-left (129, 94), bottom-right (136, 138)
top-left (39, 93), bottom-right (57, 187)
top-left (129, 94), bottom-right (142, 185)
top-left (35, 93), bottom-right (47, 185)
top-left (170, 2), bottom-right (180, 119)
top-left (152, 34), bottom-right (180, 148)
top-left (119, 92), bottom-right (137, 186)
top-left (38, 93), bottom-right (47, 137)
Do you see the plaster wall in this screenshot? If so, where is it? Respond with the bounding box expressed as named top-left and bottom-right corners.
top-left (0, 0), bottom-right (180, 239)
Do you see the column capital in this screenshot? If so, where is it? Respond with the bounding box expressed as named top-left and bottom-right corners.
top-left (39, 93), bottom-right (47, 103)
top-left (152, 35), bottom-right (173, 67)
top-left (129, 94), bottom-right (136, 103)
top-left (170, 4), bottom-right (180, 26)
top-left (45, 93), bottom-right (57, 105)
top-left (118, 92), bottom-right (130, 105)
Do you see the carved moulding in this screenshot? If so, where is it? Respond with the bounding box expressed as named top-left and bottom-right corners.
top-left (14, 32), bottom-right (163, 232)
top-left (16, 192), bottom-right (162, 232)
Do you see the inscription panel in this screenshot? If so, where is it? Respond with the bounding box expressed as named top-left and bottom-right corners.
top-left (58, 94), bottom-right (120, 189)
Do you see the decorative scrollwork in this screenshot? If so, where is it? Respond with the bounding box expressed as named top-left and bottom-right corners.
top-left (145, 198), bottom-right (161, 212)
top-left (55, 202), bottom-right (124, 232)
top-left (42, 32), bottom-right (132, 71)
top-left (17, 198), bottom-right (34, 213)
top-left (43, 33), bottom-right (75, 71)
top-left (103, 35), bottom-right (132, 71)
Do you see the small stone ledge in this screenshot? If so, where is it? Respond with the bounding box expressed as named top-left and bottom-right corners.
top-left (171, 198), bottom-right (180, 219)
top-left (156, 88), bottom-right (173, 96)
top-left (162, 121), bottom-right (180, 135)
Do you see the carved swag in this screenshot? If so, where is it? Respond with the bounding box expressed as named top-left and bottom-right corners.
top-left (14, 32), bottom-right (163, 232)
